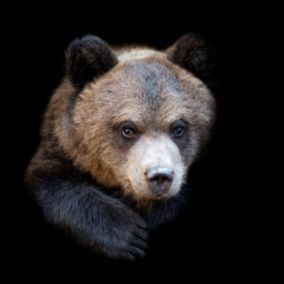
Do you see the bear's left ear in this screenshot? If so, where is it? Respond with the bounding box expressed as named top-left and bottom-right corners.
top-left (166, 33), bottom-right (216, 81)
top-left (65, 35), bottom-right (118, 89)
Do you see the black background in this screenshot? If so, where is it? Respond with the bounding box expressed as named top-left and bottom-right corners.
top-left (4, 7), bottom-right (274, 281)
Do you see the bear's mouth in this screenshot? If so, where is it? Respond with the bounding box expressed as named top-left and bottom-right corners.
top-left (133, 186), bottom-right (176, 202)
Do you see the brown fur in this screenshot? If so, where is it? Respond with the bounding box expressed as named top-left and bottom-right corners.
top-left (27, 49), bottom-right (215, 200)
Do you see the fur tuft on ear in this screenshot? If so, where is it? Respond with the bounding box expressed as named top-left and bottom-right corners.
top-left (65, 35), bottom-right (118, 89)
top-left (167, 33), bottom-right (216, 81)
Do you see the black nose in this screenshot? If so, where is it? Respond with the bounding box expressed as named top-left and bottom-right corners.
top-left (146, 167), bottom-right (174, 196)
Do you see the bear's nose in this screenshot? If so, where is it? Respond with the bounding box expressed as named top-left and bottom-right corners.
top-left (146, 167), bottom-right (174, 196)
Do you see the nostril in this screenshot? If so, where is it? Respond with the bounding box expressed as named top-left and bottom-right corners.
top-left (149, 173), bottom-right (173, 185)
top-left (146, 167), bottom-right (174, 180)
top-left (149, 174), bottom-right (173, 183)
top-left (146, 167), bottom-right (174, 195)
top-left (148, 173), bottom-right (173, 195)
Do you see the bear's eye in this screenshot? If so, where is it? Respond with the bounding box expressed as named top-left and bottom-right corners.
top-left (173, 127), bottom-right (185, 138)
top-left (170, 119), bottom-right (188, 139)
top-left (121, 122), bottom-right (137, 139)
top-left (122, 127), bottom-right (135, 138)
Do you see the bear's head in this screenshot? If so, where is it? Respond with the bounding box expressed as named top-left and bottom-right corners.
top-left (54, 34), bottom-right (216, 202)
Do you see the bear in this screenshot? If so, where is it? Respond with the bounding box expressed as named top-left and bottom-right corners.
top-left (25, 33), bottom-right (216, 260)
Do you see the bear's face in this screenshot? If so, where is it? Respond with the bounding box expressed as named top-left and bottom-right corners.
top-left (60, 35), bottom-right (216, 201)
top-left (70, 57), bottom-right (214, 200)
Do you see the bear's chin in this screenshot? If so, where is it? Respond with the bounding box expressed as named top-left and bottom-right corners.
top-left (128, 190), bottom-right (177, 203)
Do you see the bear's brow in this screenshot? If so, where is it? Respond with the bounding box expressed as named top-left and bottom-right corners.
top-left (144, 76), bottom-right (158, 99)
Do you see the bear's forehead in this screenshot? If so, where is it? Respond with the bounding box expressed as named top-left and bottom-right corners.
top-left (102, 59), bottom-right (184, 96)
top-left (75, 55), bottom-right (213, 133)
top-left (96, 60), bottom-right (186, 111)
top-left (81, 55), bottom-right (212, 123)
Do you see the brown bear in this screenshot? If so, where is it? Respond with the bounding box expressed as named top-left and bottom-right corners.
top-left (25, 34), bottom-right (216, 260)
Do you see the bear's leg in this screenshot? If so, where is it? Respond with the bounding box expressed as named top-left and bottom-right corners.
top-left (30, 177), bottom-right (148, 260)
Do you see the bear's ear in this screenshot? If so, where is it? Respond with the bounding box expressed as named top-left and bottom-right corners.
top-left (166, 33), bottom-right (216, 81)
top-left (65, 35), bottom-right (118, 89)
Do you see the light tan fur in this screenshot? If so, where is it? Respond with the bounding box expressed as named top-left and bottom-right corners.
top-left (126, 134), bottom-right (185, 199)
top-left (117, 48), bottom-right (162, 62)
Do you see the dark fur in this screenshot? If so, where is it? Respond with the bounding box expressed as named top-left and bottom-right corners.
top-left (26, 154), bottom-right (188, 260)
top-left (167, 33), bottom-right (216, 82)
top-left (65, 35), bottom-right (118, 89)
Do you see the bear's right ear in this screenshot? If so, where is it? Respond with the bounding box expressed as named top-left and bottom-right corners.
top-left (65, 35), bottom-right (118, 89)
